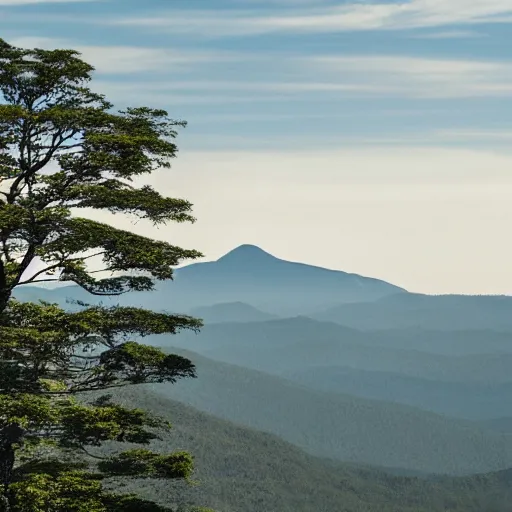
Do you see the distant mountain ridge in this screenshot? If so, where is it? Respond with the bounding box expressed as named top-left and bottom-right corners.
top-left (188, 301), bottom-right (278, 324)
top-left (163, 316), bottom-right (512, 386)
top-left (156, 316), bottom-right (512, 420)
top-left (168, 244), bottom-right (406, 315)
top-left (12, 244), bottom-right (406, 315)
top-left (311, 292), bottom-right (512, 330)
top-left (281, 365), bottom-right (512, 421)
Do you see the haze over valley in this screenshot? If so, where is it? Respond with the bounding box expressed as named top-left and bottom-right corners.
top-left (16, 244), bottom-right (512, 507)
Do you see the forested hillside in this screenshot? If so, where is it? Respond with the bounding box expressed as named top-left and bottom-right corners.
top-left (87, 385), bottom-right (512, 512)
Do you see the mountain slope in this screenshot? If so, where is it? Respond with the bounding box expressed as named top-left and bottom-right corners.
top-left (149, 347), bottom-right (512, 475)
top-left (11, 283), bottom-right (108, 311)
top-left (87, 385), bottom-right (512, 512)
top-left (189, 301), bottom-right (278, 324)
top-left (160, 317), bottom-right (512, 420)
top-left (169, 244), bottom-right (405, 315)
top-left (478, 417), bottom-right (512, 434)
top-left (281, 365), bottom-right (512, 420)
top-left (362, 327), bottom-right (512, 356)
top-left (311, 293), bottom-right (512, 331)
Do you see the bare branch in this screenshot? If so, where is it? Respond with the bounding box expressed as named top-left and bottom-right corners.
top-left (16, 251), bottom-right (106, 286)
top-left (15, 278), bottom-right (61, 285)
top-left (79, 445), bottom-right (107, 460)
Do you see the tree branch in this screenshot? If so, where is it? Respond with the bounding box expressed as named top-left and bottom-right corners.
top-left (15, 278), bottom-right (61, 285)
top-left (16, 251), bottom-right (106, 286)
top-left (79, 445), bottom-right (107, 460)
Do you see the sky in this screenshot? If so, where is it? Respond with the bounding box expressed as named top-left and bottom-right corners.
top-left (2, 0), bottom-right (512, 294)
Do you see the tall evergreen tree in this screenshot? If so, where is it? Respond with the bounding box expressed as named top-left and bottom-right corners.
top-left (0, 38), bottom-right (207, 511)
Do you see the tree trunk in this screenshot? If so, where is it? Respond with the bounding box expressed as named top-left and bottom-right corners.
top-left (0, 266), bottom-right (14, 509)
top-left (0, 495), bottom-right (10, 512)
top-left (0, 424), bottom-right (26, 510)
top-left (0, 289), bottom-right (10, 317)
top-left (0, 261), bottom-right (9, 316)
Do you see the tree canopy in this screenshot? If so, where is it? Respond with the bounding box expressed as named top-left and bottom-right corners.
top-left (0, 37), bottom-right (207, 511)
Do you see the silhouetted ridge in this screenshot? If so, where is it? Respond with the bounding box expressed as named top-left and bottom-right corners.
top-left (216, 244), bottom-right (279, 264)
top-left (217, 244), bottom-right (277, 261)
top-left (189, 301), bottom-right (278, 324)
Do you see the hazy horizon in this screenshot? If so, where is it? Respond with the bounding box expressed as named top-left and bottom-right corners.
top-left (24, 241), bottom-right (512, 297)
top-left (3, 0), bottom-right (512, 295)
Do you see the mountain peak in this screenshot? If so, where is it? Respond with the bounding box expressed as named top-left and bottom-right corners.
top-left (217, 244), bottom-right (277, 263)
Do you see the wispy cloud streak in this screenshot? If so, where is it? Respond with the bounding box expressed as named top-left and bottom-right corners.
top-left (410, 30), bottom-right (485, 39)
top-left (6, 37), bottom-right (240, 74)
top-left (107, 0), bottom-right (512, 37)
top-left (7, 37), bottom-right (512, 100)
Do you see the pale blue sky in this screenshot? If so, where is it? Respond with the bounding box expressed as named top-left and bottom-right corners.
top-left (2, 0), bottom-right (512, 294)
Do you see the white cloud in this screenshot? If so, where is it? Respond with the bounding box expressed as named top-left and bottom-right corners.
top-left (88, 54), bottom-right (512, 102)
top-left (9, 36), bottom-right (512, 100)
top-left (306, 55), bottom-right (512, 97)
top-left (410, 29), bottom-right (485, 38)
top-left (310, 55), bottom-right (501, 77)
top-left (87, 81), bottom-right (289, 106)
top-left (107, 0), bottom-right (512, 36)
top-left (6, 37), bottom-right (237, 74)
top-left (434, 129), bottom-right (512, 141)
top-left (7, 39), bottom-right (512, 106)
top-left (93, 79), bottom-right (383, 93)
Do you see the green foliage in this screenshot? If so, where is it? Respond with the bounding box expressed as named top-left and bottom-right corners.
top-left (99, 448), bottom-right (194, 479)
top-left (58, 398), bottom-right (169, 447)
top-left (101, 493), bottom-right (174, 512)
top-left (0, 38), bottom-right (210, 511)
top-left (10, 471), bottom-right (105, 512)
top-left (182, 508), bottom-right (216, 512)
top-left (0, 37), bottom-right (202, 297)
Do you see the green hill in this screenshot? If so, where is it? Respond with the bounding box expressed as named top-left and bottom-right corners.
top-left (85, 385), bottom-right (512, 512)
top-left (280, 365), bottom-right (512, 421)
top-left (148, 347), bottom-right (512, 475)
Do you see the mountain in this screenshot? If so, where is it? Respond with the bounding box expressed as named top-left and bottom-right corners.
top-left (311, 293), bottom-right (512, 331)
top-left (87, 385), bottom-right (512, 512)
top-left (189, 301), bottom-right (278, 324)
top-left (280, 366), bottom-right (512, 420)
top-left (154, 317), bottom-right (512, 419)
top-left (358, 327), bottom-right (512, 356)
top-left (149, 347), bottom-right (512, 475)
top-left (159, 317), bottom-right (512, 386)
top-left (171, 244), bottom-right (405, 315)
top-left (11, 244), bottom-right (405, 316)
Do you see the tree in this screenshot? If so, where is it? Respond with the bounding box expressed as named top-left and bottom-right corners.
top-left (0, 38), bottom-right (208, 511)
